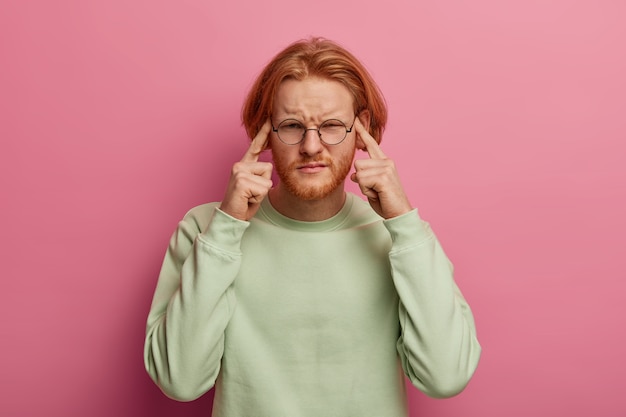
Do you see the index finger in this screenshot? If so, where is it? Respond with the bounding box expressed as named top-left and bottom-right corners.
top-left (354, 117), bottom-right (386, 159)
top-left (241, 119), bottom-right (271, 162)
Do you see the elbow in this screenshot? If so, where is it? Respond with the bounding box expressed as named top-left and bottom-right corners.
top-left (413, 366), bottom-right (475, 399)
top-left (419, 373), bottom-right (472, 399)
top-left (158, 381), bottom-right (210, 403)
top-left (145, 354), bottom-right (219, 402)
top-left (150, 368), bottom-right (218, 402)
top-left (410, 343), bottom-right (482, 399)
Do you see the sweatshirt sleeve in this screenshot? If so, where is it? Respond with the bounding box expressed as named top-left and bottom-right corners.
top-left (144, 205), bottom-right (249, 401)
top-left (384, 210), bottom-right (481, 398)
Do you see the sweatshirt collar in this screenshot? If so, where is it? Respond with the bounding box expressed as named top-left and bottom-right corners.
top-left (257, 193), bottom-right (354, 232)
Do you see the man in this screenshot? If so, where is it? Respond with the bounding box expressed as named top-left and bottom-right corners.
top-left (144, 37), bottom-right (480, 417)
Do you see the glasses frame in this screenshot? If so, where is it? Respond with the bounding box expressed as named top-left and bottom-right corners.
top-left (271, 117), bottom-right (356, 146)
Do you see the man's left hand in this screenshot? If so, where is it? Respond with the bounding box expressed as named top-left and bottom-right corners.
top-left (350, 118), bottom-right (413, 219)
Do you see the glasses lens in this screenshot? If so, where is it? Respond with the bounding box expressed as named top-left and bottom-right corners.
top-left (276, 119), bottom-right (349, 145)
top-left (319, 120), bottom-right (347, 145)
top-left (277, 120), bottom-right (305, 144)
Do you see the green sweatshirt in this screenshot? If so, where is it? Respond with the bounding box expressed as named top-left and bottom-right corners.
top-left (144, 193), bottom-right (480, 416)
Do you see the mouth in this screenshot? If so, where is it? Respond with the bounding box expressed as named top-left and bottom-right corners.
top-left (296, 162), bottom-right (328, 173)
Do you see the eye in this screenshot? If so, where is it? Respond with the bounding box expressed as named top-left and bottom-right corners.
top-left (320, 120), bottom-right (346, 131)
top-left (279, 120), bottom-right (304, 131)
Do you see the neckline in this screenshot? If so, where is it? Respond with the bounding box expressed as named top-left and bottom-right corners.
top-left (258, 193), bottom-right (354, 232)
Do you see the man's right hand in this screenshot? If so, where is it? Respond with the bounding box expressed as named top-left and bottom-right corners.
top-left (219, 120), bottom-right (273, 221)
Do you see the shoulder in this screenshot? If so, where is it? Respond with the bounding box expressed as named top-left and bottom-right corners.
top-left (342, 193), bottom-right (384, 228)
top-left (184, 202), bottom-right (221, 220)
top-left (178, 202), bottom-right (222, 234)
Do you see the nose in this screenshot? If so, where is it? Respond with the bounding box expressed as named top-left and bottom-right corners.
top-left (299, 128), bottom-right (323, 156)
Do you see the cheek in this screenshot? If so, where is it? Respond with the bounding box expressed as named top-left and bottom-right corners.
top-left (268, 136), bottom-right (286, 158)
top-left (343, 136), bottom-right (359, 156)
top-left (333, 145), bottom-right (357, 167)
top-left (269, 143), bottom-right (294, 169)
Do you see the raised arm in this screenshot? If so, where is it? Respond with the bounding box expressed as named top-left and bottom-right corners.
top-left (144, 123), bottom-right (273, 400)
top-left (352, 118), bottom-right (480, 396)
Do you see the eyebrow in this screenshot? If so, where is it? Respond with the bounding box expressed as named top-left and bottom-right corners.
top-left (275, 105), bottom-right (352, 119)
top-left (274, 112), bottom-right (352, 123)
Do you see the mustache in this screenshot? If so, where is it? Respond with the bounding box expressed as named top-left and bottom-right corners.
top-left (288, 156), bottom-right (333, 168)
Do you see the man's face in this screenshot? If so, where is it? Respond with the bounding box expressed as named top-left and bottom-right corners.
top-left (270, 77), bottom-right (357, 201)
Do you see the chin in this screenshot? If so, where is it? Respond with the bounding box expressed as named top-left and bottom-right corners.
top-left (284, 181), bottom-right (342, 201)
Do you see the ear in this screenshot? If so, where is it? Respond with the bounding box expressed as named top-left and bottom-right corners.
top-left (355, 109), bottom-right (371, 150)
top-left (358, 109), bottom-right (371, 129)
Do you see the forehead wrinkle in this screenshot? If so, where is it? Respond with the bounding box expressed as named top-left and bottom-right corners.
top-left (275, 104), bottom-right (352, 124)
top-left (273, 78), bottom-right (354, 123)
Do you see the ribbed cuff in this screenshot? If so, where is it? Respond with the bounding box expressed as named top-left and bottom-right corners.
top-left (383, 209), bottom-right (431, 250)
top-left (197, 208), bottom-right (250, 253)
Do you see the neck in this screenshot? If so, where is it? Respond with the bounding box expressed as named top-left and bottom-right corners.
top-left (269, 183), bottom-right (347, 221)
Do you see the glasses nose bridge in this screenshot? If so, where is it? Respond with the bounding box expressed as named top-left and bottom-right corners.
top-left (301, 126), bottom-right (322, 142)
top-left (302, 127), bottom-right (322, 139)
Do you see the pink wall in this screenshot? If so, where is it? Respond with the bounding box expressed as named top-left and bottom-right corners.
top-left (2, 1), bottom-right (625, 416)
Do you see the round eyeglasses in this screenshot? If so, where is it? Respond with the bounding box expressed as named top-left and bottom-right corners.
top-left (271, 118), bottom-right (355, 145)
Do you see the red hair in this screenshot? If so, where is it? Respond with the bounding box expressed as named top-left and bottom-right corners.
top-left (242, 37), bottom-right (387, 143)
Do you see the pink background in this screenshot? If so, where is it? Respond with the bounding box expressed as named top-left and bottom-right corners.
top-left (2, 0), bottom-right (625, 416)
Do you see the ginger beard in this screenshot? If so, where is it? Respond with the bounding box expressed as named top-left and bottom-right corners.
top-left (273, 147), bottom-right (356, 201)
